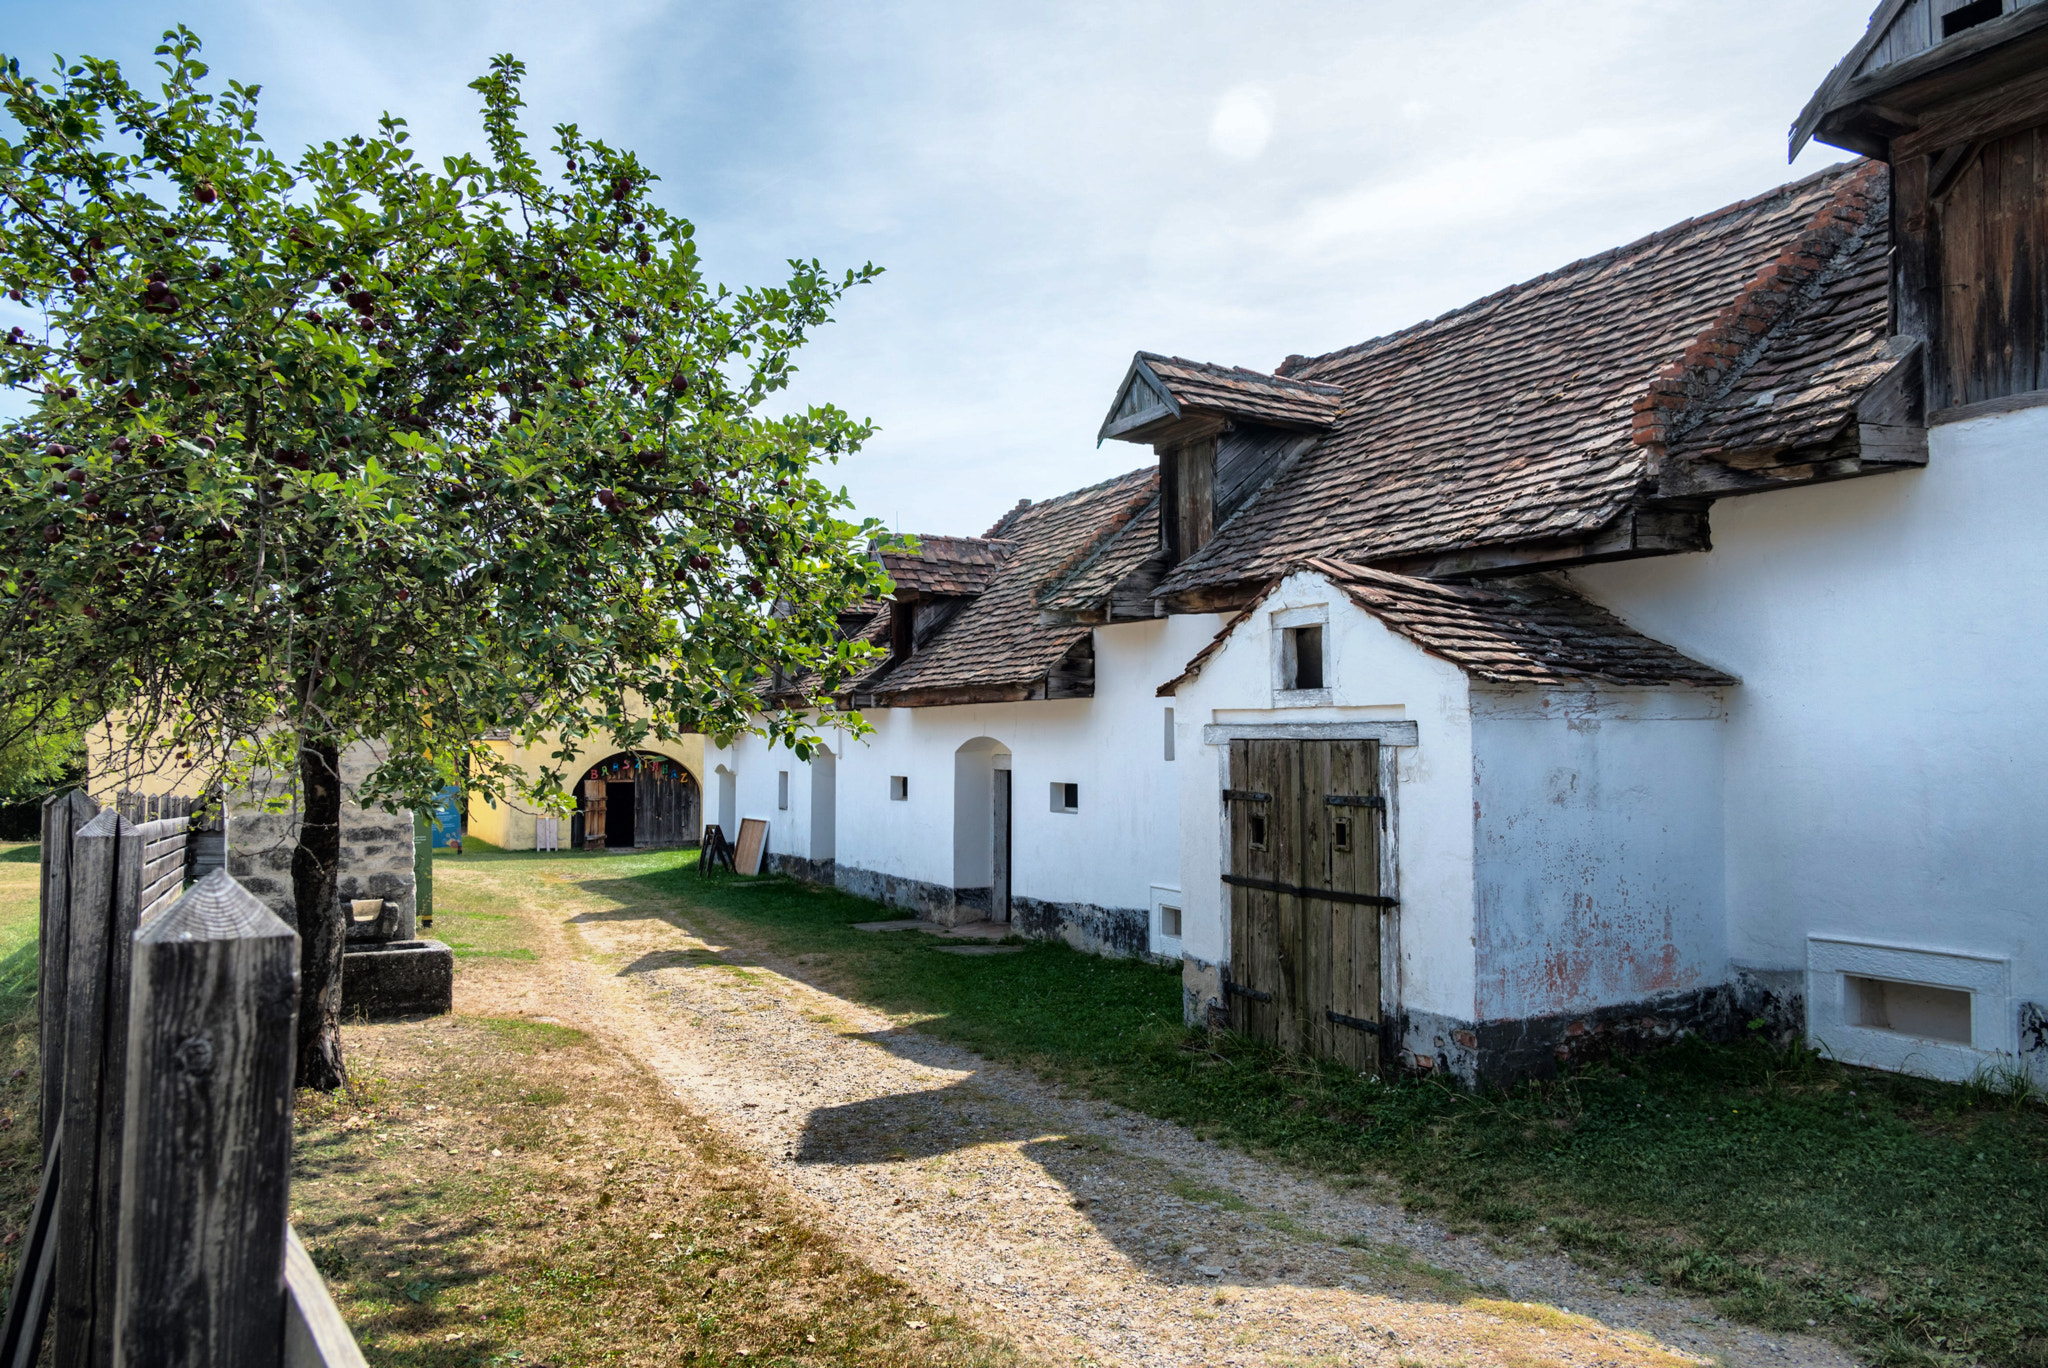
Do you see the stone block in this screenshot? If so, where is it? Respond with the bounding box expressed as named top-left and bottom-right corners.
top-left (343, 939), bottom-right (453, 1020)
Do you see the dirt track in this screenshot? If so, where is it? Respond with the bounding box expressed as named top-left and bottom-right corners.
top-left (449, 858), bottom-right (1865, 1368)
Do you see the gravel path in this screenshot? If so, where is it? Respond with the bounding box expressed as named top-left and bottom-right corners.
top-left (518, 869), bottom-right (1864, 1368)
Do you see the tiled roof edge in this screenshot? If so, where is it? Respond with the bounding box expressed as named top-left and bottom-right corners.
top-left (1036, 479), bottom-right (1161, 609)
top-left (1155, 581), bottom-right (1283, 697)
top-left (1276, 160), bottom-right (1872, 380)
top-left (1633, 161), bottom-right (1889, 456)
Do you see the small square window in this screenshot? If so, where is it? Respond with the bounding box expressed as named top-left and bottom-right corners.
top-left (1160, 904), bottom-right (1182, 938)
top-left (1287, 624), bottom-right (1324, 690)
top-left (777, 771), bottom-right (790, 811)
top-left (1051, 782), bottom-right (1079, 813)
top-left (889, 775), bottom-right (909, 801)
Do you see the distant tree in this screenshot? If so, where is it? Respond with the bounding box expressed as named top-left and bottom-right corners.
top-left (0, 30), bottom-right (887, 1087)
top-left (0, 697), bottom-right (82, 802)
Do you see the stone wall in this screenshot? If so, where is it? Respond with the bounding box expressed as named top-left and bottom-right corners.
top-left (226, 740), bottom-right (417, 937)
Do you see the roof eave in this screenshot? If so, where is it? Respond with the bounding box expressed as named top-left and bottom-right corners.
top-left (1792, 4), bottom-right (2048, 159)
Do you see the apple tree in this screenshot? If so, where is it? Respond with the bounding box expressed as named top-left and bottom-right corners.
top-left (0, 29), bottom-right (888, 1087)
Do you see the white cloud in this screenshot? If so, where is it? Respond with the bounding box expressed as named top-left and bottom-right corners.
top-left (10, 0), bottom-right (1884, 534)
top-left (1210, 86), bottom-right (1275, 161)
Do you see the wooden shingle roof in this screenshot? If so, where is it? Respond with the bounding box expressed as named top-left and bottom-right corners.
top-left (1158, 560), bottom-right (1735, 696)
top-left (1154, 160), bottom-right (1903, 599)
top-left (855, 468), bottom-right (1158, 706)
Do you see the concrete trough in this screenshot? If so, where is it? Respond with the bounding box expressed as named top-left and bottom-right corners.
top-left (343, 939), bottom-right (454, 1019)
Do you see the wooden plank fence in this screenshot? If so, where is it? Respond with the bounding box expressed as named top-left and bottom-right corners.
top-left (0, 791), bottom-right (369, 1367)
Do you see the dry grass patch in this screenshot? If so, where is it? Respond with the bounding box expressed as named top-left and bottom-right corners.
top-left (292, 1007), bottom-right (1031, 1367)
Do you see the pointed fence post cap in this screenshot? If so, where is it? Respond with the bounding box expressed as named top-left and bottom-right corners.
top-left (75, 808), bottom-right (121, 839)
top-left (138, 869), bottom-right (297, 944)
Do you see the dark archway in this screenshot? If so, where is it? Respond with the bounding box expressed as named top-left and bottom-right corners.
top-left (573, 751), bottom-right (701, 850)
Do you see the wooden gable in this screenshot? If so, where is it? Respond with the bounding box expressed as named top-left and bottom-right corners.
top-left (1097, 359), bottom-right (1179, 444)
top-left (1800, 0), bottom-right (2048, 413)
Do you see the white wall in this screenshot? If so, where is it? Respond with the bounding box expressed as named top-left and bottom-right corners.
top-left (1572, 406), bottom-right (2048, 1071)
top-left (713, 614), bottom-right (1223, 931)
top-left (830, 615), bottom-right (1219, 917)
top-left (1470, 686), bottom-right (1726, 1021)
top-left (1168, 570), bottom-right (1480, 1025)
top-left (709, 723), bottom-right (847, 867)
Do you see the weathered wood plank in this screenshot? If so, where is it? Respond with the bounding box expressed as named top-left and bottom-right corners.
top-left (89, 818), bottom-right (146, 1368)
top-left (282, 1225), bottom-right (368, 1368)
top-left (111, 871), bottom-right (299, 1368)
top-left (0, 1134), bottom-right (61, 1367)
top-left (40, 790), bottom-right (99, 1159)
top-left (53, 809), bottom-right (119, 1368)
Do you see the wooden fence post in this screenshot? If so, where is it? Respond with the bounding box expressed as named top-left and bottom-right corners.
top-left (39, 790), bottom-right (99, 1160)
top-left (52, 809), bottom-right (123, 1368)
top-left (112, 870), bottom-right (299, 1368)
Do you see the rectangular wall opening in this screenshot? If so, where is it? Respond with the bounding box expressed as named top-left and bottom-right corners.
top-left (777, 770), bottom-right (790, 810)
top-left (1050, 781), bottom-right (1079, 813)
top-left (1846, 975), bottom-right (1973, 1044)
top-left (1941, 0), bottom-right (2003, 39)
top-left (1286, 625), bottom-right (1324, 690)
top-left (889, 775), bottom-right (909, 801)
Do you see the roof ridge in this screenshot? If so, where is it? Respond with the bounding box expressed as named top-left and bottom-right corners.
top-left (1141, 352), bottom-right (1343, 396)
top-left (1278, 159), bottom-right (1872, 380)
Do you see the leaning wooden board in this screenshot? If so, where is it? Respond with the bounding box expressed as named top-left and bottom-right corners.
top-left (733, 818), bottom-right (769, 876)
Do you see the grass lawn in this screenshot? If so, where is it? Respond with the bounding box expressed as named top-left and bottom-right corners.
top-left (291, 841), bottom-right (1025, 1368)
top-left (0, 844), bottom-right (48, 1299)
top-left (577, 849), bottom-right (2048, 1368)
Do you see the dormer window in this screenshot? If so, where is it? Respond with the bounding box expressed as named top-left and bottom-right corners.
top-left (1097, 352), bottom-right (1343, 568)
top-left (1941, 0), bottom-right (2003, 38)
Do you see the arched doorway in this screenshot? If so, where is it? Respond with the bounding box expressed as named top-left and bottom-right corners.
top-left (715, 764), bottom-right (737, 839)
top-left (574, 751), bottom-right (701, 850)
top-left (953, 737), bottom-right (1012, 921)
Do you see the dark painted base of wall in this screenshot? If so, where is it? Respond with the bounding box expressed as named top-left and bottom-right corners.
top-left (767, 852), bottom-right (835, 886)
top-left (825, 863), bottom-right (1150, 958)
top-left (1401, 982), bottom-right (1766, 1086)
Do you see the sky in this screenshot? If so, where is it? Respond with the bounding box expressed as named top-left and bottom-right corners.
top-left (2, 0), bottom-right (1880, 537)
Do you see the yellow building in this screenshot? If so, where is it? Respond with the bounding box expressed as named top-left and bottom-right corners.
top-left (467, 730), bottom-right (705, 852)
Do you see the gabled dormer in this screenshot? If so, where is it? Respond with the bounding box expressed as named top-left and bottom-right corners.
top-left (1098, 353), bottom-right (1339, 565)
top-left (1795, 0), bottom-right (2048, 415)
top-left (875, 535), bottom-right (1014, 659)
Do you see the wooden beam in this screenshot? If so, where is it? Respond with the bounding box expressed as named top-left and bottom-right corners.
top-left (1930, 387), bottom-right (2048, 425)
top-left (53, 809), bottom-right (119, 1368)
top-left (1372, 506), bottom-right (1711, 582)
top-left (1157, 579), bottom-right (1267, 615)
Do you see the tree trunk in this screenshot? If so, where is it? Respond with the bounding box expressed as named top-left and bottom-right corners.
top-left (290, 736), bottom-right (347, 1091)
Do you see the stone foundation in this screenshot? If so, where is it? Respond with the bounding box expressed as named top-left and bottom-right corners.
top-left (766, 852), bottom-right (835, 886)
top-left (823, 863), bottom-right (1149, 957)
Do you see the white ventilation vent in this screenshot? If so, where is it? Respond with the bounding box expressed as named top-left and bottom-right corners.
top-left (1807, 937), bottom-right (2013, 1082)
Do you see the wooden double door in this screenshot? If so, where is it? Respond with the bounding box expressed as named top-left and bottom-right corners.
top-left (1225, 738), bottom-right (1389, 1072)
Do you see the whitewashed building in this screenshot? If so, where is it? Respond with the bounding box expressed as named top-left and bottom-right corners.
top-left (712, 2), bottom-right (2048, 1086)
